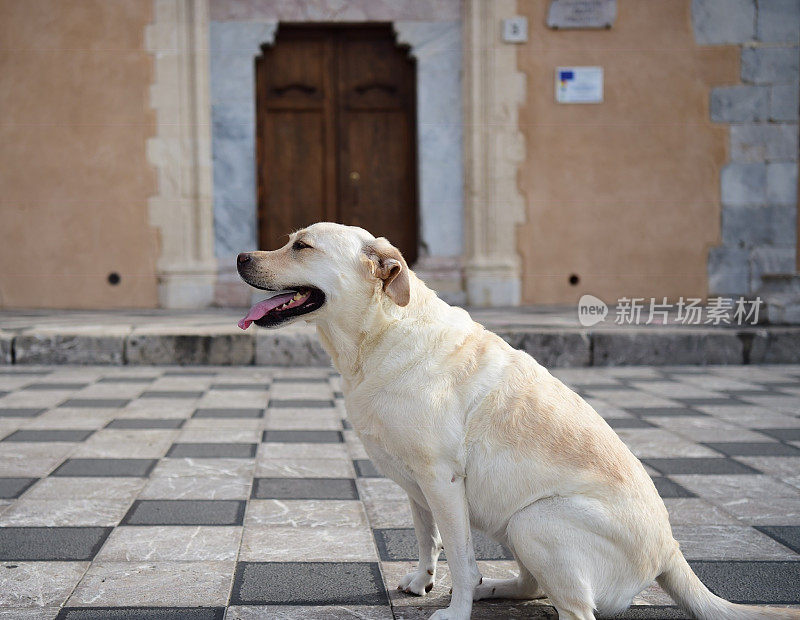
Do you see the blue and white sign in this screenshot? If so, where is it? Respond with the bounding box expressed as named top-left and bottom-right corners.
top-left (556, 66), bottom-right (604, 104)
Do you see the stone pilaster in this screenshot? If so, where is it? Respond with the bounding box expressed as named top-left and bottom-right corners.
top-left (146, 0), bottom-right (217, 308)
top-left (462, 0), bottom-right (526, 306)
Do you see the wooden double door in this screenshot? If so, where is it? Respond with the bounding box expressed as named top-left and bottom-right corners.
top-left (256, 24), bottom-right (418, 263)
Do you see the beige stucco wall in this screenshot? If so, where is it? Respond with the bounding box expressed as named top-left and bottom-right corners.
top-left (0, 0), bottom-right (158, 308)
top-left (516, 0), bottom-right (739, 305)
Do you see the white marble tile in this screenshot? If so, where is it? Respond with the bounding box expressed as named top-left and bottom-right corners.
top-left (239, 525), bottom-right (377, 561)
top-left (259, 442), bottom-right (349, 460)
top-left (672, 525), bottom-right (800, 560)
top-left (0, 561), bottom-right (89, 607)
top-left (96, 526), bottom-right (242, 561)
top-left (226, 606), bottom-right (393, 620)
top-left (357, 478), bottom-right (408, 503)
top-left (197, 391), bottom-right (268, 408)
top-left (22, 477), bottom-right (146, 500)
top-left (0, 608), bottom-right (60, 620)
top-left (246, 499), bottom-right (368, 528)
top-left (23, 410), bottom-right (115, 430)
top-left (140, 475), bottom-right (252, 500)
top-left (68, 561), bottom-right (235, 606)
top-left (177, 428), bottom-right (260, 443)
top-left (0, 499), bottom-right (132, 526)
top-left (149, 457), bottom-right (254, 479)
top-left (615, 429), bottom-right (720, 458)
top-left (255, 458), bottom-right (355, 478)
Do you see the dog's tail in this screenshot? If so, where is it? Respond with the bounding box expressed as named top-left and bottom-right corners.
top-left (656, 550), bottom-right (800, 619)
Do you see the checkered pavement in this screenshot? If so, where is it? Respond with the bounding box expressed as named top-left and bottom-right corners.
top-left (0, 364), bottom-right (798, 619)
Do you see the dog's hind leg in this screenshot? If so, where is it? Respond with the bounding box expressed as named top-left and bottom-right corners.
top-left (397, 497), bottom-right (443, 596)
top-left (472, 550), bottom-right (544, 601)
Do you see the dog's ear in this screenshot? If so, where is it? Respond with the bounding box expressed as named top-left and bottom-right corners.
top-left (362, 238), bottom-right (410, 307)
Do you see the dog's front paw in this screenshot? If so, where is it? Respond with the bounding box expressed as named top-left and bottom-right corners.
top-left (397, 569), bottom-right (435, 596)
top-left (428, 606), bottom-right (469, 620)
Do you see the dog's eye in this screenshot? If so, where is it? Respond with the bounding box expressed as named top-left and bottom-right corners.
top-left (292, 240), bottom-right (312, 251)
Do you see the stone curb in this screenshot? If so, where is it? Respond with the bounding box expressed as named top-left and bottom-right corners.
top-left (0, 326), bottom-right (798, 367)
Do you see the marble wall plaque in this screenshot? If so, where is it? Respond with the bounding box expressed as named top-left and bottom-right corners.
top-left (547, 0), bottom-right (617, 29)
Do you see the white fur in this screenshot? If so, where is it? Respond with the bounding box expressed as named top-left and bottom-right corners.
top-left (239, 223), bottom-right (799, 620)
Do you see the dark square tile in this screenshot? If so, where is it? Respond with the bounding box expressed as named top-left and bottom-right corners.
top-left (121, 500), bottom-right (246, 525)
top-left (3, 429), bottom-right (94, 442)
top-left (652, 477), bottom-right (696, 498)
top-left (272, 377), bottom-right (329, 383)
top-left (209, 383), bottom-right (268, 391)
top-left (231, 561), bottom-right (388, 606)
top-left (643, 458), bottom-right (760, 475)
top-left (52, 458), bottom-right (158, 477)
top-left (0, 408), bottom-right (46, 417)
top-left (0, 369), bottom-right (50, 376)
top-left (757, 381), bottom-right (800, 391)
top-left (678, 398), bottom-right (748, 407)
top-left (690, 560), bottom-right (800, 604)
top-left (703, 442), bottom-right (800, 457)
top-left (757, 428), bottom-right (800, 442)
top-left (193, 408), bottom-right (264, 419)
top-left (373, 528), bottom-right (512, 561)
top-left (252, 478), bottom-right (358, 500)
top-left (141, 391), bottom-right (203, 399)
top-left (755, 526), bottom-right (800, 555)
top-left (97, 377), bottom-right (158, 384)
top-left (60, 399), bottom-right (130, 408)
top-left (334, 391), bottom-right (344, 399)
top-left (0, 391), bottom-right (7, 398)
top-left (627, 407), bottom-right (707, 417)
top-left (342, 418), bottom-right (352, 430)
top-left (0, 477), bottom-right (38, 499)
top-left (166, 443), bottom-right (257, 458)
top-left (615, 607), bottom-right (689, 619)
top-left (269, 399), bottom-right (335, 408)
top-left (105, 418), bottom-right (185, 429)
top-left (25, 382), bottom-right (89, 390)
top-left (724, 389), bottom-right (773, 398)
top-left (262, 430), bottom-right (343, 443)
top-left (56, 608), bottom-right (224, 620)
top-left (0, 526), bottom-right (112, 560)
top-left (574, 383), bottom-right (630, 391)
top-left (605, 418), bottom-right (656, 429)
top-left (163, 370), bottom-right (217, 377)
top-left (353, 459), bottom-right (383, 478)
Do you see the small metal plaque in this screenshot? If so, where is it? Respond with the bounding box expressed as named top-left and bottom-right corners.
top-left (556, 67), bottom-right (603, 104)
top-left (547, 0), bottom-right (617, 30)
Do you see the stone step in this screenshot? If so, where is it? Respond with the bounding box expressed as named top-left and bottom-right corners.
top-left (1, 321), bottom-right (798, 367)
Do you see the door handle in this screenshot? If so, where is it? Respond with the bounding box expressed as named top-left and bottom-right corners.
top-left (349, 171), bottom-right (360, 183)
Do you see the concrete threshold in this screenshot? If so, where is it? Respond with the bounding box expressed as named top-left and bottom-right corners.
top-left (0, 308), bottom-right (797, 367)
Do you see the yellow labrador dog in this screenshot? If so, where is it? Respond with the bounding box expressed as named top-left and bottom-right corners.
top-left (237, 222), bottom-right (797, 620)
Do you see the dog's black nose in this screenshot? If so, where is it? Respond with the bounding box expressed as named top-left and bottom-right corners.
top-left (237, 253), bottom-right (251, 266)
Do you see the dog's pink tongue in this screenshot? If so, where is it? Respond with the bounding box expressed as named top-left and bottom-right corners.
top-left (238, 292), bottom-right (296, 330)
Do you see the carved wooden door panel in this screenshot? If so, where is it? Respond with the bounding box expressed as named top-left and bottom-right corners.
top-left (256, 25), bottom-right (418, 262)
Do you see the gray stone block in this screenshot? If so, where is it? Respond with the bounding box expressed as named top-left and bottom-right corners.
top-left (255, 329), bottom-right (331, 367)
top-left (497, 330), bottom-right (591, 367)
top-left (749, 246), bottom-right (797, 291)
top-left (758, 274), bottom-right (800, 323)
top-left (692, 0), bottom-right (756, 44)
top-left (770, 84), bottom-right (800, 121)
top-left (749, 328), bottom-right (800, 361)
top-left (15, 327), bottom-right (128, 365)
top-left (711, 85), bottom-right (770, 122)
top-left (731, 123), bottom-right (799, 161)
top-left (708, 246), bottom-right (751, 296)
top-left (766, 161), bottom-right (799, 204)
top-left (722, 204), bottom-right (798, 248)
top-left (721, 162), bottom-right (767, 206)
top-left (592, 331), bottom-right (744, 366)
top-left (0, 331), bottom-right (12, 364)
top-left (742, 46), bottom-right (800, 84)
top-left (757, 0), bottom-right (800, 43)
top-left (126, 329), bottom-right (254, 365)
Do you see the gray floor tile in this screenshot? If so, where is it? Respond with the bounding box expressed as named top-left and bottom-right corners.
top-left (269, 399), bottom-right (335, 408)
top-left (3, 430), bottom-right (93, 442)
top-left (626, 407), bottom-right (707, 417)
top-left (758, 428), bottom-right (800, 442)
top-left (271, 377), bottom-right (328, 383)
top-left (121, 499), bottom-right (245, 525)
top-left (614, 607), bottom-right (689, 619)
top-left (354, 459), bottom-right (384, 478)
top-left (97, 377), bottom-right (158, 384)
top-left (704, 442), bottom-right (800, 457)
top-left (690, 561), bottom-right (800, 603)
top-left (605, 418), bottom-right (656, 429)
top-left (262, 430), bottom-right (343, 443)
top-left (643, 458), bottom-right (760, 475)
top-left (0, 527), bottom-right (111, 560)
top-left (225, 606), bottom-right (393, 620)
top-left (0, 409), bottom-right (45, 418)
top-left (652, 477), bottom-right (696, 498)
top-left (193, 408), bottom-right (263, 419)
top-left (166, 443), bottom-right (257, 458)
top-left (208, 383), bottom-right (267, 391)
top-left (373, 528), bottom-right (512, 561)
top-left (756, 526), bottom-right (800, 554)
top-left (59, 399), bottom-right (129, 408)
top-left (141, 391), bottom-right (203, 399)
top-left (52, 458), bottom-right (158, 477)
top-left (55, 609), bottom-right (223, 620)
top-left (25, 383), bottom-right (88, 391)
top-left (0, 477), bottom-right (37, 499)
top-left (677, 398), bottom-right (747, 407)
top-left (0, 561), bottom-right (89, 608)
top-left (252, 478), bottom-right (358, 500)
top-left (231, 562), bottom-right (388, 605)
top-left (163, 370), bottom-right (217, 377)
top-left (105, 419), bottom-right (185, 429)
top-left (95, 525), bottom-right (242, 561)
